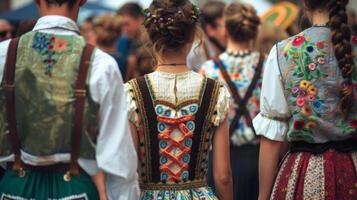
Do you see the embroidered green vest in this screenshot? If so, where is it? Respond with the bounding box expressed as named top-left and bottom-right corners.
top-left (0, 31), bottom-right (99, 159)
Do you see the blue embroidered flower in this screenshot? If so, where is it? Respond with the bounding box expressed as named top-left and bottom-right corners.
top-left (306, 46), bottom-right (314, 53)
top-left (313, 100), bottom-right (323, 112)
top-left (160, 156), bottom-right (168, 164)
top-left (159, 140), bottom-right (168, 149)
top-left (189, 105), bottom-right (197, 113)
top-left (181, 154), bottom-right (190, 163)
top-left (156, 106), bottom-right (164, 115)
top-left (184, 138), bottom-right (193, 147)
top-left (160, 172), bottom-right (169, 181)
top-left (32, 33), bottom-right (50, 53)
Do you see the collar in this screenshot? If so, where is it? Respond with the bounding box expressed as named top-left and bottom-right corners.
top-left (33, 15), bottom-right (80, 34)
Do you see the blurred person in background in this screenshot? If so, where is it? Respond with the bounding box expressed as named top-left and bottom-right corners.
top-left (187, 0), bottom-right (226, 71)
top-left (116, 2), bottom-right (144, 79)
top-left (124, 46), bottom-right (155, 81)
top-left (0, 19), bottom-right (13, 42)
top-left (92, 14), bottom-right (125, 77)
top-left (0, 0), bottom-right (139, 199)
top-left (201, 2), bottom-right (263, 200)
top-left (255, 22), bottom-right (289, 55)
top-left (81, 16), bottom-right (96, 46)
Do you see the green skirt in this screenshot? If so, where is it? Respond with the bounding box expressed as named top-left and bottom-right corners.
top-left (0, 169), bottom-right (99, 200)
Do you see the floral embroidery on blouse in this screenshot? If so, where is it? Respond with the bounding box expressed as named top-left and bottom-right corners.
top-left (32, 32), bottom-right (69, 77)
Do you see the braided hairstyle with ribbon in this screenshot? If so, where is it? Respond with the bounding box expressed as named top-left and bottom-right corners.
top-left (305, 0), bottom-right (355, 117)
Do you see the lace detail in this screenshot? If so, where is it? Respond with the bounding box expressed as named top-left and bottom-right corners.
top-left (212, 83), bottom-right (231, 126)
top-left (124, 83), bottom-right (140, 127)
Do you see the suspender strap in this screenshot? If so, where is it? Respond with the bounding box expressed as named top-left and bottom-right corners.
top-left (4, 38), bottom-right (22, 171)
top-left (213, 53), bottom-right (264, 135)
top-left (69, 44), bottom-right (95, 176)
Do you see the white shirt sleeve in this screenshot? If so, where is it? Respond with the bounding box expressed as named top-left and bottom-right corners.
top-left (253, 46), bottom-right (291, 142)
top-left (88, 49), bottom-right (139, 199)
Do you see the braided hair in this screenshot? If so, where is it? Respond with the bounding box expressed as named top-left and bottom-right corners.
top-left (143, 0), bottom-right (200, 56)
top-left (305, 0), bottom-right (355, 117)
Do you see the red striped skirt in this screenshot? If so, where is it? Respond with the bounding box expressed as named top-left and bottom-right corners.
top-left (271, 150), bottom-right (357, 200)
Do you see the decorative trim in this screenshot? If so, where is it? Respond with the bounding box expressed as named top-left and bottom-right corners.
top-left (140, 179), bottom-right (207, 190)
top-left (261, 113), bottom-right (291, 122)
top-left (130, 79), bottom-right (152, 181)
top-left (195, 80), bottom-right (220, 178)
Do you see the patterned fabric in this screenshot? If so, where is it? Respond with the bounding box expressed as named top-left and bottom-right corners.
top-left (270, 151), bottom-right (357, 200)
top-left (125, 71), bottom-right (230, 200)
top-left (0, 170), bottom-right (98, 200)
top-left (201, 51), bottom-right (261, 146)
top-left (276, 27), bottom-right (357, 143)
top-left (0, 31), bottom-right (99, 159)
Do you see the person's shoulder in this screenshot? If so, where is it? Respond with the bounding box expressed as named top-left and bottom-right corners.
top-left (93, 48), bottom-right (119, 68)
top-left (0, 39), bottom-right (11, 60)
top-left (0, 39), bottom-right (11, 51)
top-left (91, 48), bottom-right (122, 79)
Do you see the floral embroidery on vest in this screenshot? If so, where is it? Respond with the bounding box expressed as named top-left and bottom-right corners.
top-left (279, 29), bottom-right (357, 143)
top-left (32, 32), bottom-right (69, 77)
top-left (283, 35), bottom-right (331, 142)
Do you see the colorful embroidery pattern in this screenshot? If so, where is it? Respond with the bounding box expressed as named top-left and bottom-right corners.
top-left (283, 35), bottom-right (329, 142)
top-left (282, 33), bottom-right (357, 142)
top-left (32, 32), bottom-right (68, 77)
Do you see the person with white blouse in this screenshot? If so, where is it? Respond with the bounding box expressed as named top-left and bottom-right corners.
top-left (254, 0), bottom-right (357, 199)
top-left (0, 0), bottom-right (139, 199)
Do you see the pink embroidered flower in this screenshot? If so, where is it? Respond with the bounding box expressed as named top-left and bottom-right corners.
top-left (316, 41), bottom-right (324, 49)
top-left (352, 35), bottom-right (357, 45)
top-left (296, 98), bottom-right (305, 107)
top-left (308, 63), bottom-right (316, 71)
top-left (293, 120), bottom-right (305, 130)
top-left (350, 119), bottom-right (357, 128)
top-left (53, 38), bottom-right (68, 52)
top-left (307, 95), bottom-right (315, 102)
top-left (318, 57), bottom-right (325, 65)
top-left (292, 86), bottom-right (300, 94)
top-left (292, 36), bottom-right (305, 46)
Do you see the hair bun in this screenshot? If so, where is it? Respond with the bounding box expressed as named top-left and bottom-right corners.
top-left (224, 2), bottom-right (260, 42)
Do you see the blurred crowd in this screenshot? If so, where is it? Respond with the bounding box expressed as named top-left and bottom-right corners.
top-left (1, 1), bottom-right (357, 82)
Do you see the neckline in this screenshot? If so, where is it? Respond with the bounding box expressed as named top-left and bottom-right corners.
top-left (312, 23), bottom-right (330, 28)
top-left (154, 70), bottom-right (193, 77)
top-left (225, 50), bottom-right (252, 58)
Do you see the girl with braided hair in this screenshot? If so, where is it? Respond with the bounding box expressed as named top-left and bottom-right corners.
top-left (253, 0), bottom-right (357, 199)
top-left (125, 0), bottom-right (233, 199)
top-left (201, 2), bottom-right (262, 200)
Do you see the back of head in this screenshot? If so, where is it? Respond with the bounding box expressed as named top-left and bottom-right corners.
top-left (304, 0), bottom-right (354, 117)
top-left (143, 0), bottom-right (200, 56)
top-left (43, 0), bottom-right (77, 7)
top-left (117, 2), bottom-right (143, 18)
top-left (93, 14), bottom-right (121, 47)
top-left (224, 2), bottom-right (261, 43)
top-left (200, 1), bottom-right (225, 29)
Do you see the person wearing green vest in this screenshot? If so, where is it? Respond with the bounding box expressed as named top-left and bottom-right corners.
top-left (0, 0), bottom-right (139, 199)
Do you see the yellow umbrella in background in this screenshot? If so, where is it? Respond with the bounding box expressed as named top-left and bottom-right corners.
top-left (261, 1), bottom-right (299, 30)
